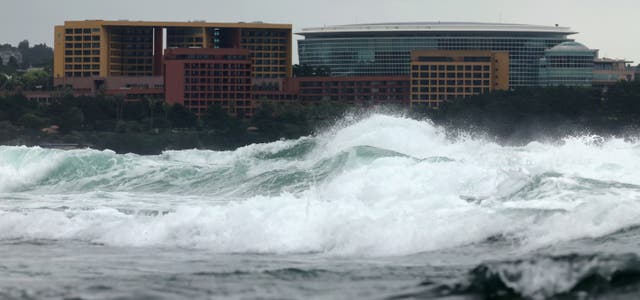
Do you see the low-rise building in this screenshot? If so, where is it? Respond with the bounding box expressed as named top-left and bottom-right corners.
top-left (410, 50), bottom-right (509, 109)
top-left (294, 76), bottom-right (409, 105)
top-left (593, 58), bottom-right (635, 89)
top-left (54, 76), bottom-right (164, 100)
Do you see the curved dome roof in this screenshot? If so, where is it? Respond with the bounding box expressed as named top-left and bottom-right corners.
top-left (298, 22), bottom-right (577, 36)
top-left (547, 41), bottom-right (591, 52)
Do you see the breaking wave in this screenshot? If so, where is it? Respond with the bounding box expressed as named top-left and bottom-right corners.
top-left (2, 114), bottom-right (640, 256)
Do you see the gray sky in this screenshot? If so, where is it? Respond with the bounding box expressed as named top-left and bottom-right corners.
top-left (2, 0), bottom-right (639, 64)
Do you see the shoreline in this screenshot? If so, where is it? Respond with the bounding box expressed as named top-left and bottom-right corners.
top-left (3, 119), bottom-right (640, 155)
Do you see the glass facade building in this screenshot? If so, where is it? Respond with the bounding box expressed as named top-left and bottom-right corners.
top-left (297, 22), bottom-right (575, 87)
top-left (538, 42), bottom-right (597, 87)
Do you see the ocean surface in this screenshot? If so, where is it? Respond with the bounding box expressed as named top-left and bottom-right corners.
top-left (2, 114), bottom-right (640, 300)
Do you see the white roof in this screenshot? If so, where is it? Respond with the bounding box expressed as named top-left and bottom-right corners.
top-left (299, 22), bottom-right (576, 35)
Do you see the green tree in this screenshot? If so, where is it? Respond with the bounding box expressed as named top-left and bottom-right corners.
top-left (606, 80), bottom-right (640, 114)
top-left (24, 43), bottom-right (53, 68)
top-left (168, 104), bottom-right (197, 128)
top-left (202, 104), bottom-right (243, 134)
top-left (18, 40), bottom-right (29, 51)
top-left (21, 69), bottom-right (50, 90)
top-left (0, 73), bottom-right (7, 90)
top-left (6, 56), bottom-right (19, 73)
top-left (59, 107), bottom-right (85, 132)
top-left (19, 113), bottom-right (48, 129)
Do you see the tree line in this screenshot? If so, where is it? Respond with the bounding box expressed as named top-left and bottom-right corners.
top-left (0, 92), bottom-right (351, 153)
top-left (422, 80), bottom-right (640, 143)
top-left (0, 40), bottom-right (54, 91)
top-left (2, 79), bottom-right (640, 153)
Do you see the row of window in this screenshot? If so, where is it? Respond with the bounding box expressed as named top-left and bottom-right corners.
top-left (184, 100), bottom-right (249, 106)
top-left (184, 93), bottom-right (252, 100)
top-left (110, 28), bottom-right (153, 35)
top-left (253, 67), bottom-right (286, 72)
top-left (168, 37), bottom-right (204, 43)
top-left (110, 36), bottom-right (153, 43)
top-left (65, 50), bottom-right (100, 56)
top-left (241, 31), bottom-right (288, 37)
top-left (253, 74), bottom-right (286, 79)
top-left (412, 65), bottom-right (490, 71)
top-left (65, 64), bottom-right (100, 70)
top-left (110, 44), bottom-right (152, 50)
top-left (110, 65), bottom-right (153, 71)
top-left (242, 38), bottom-right (287, 45)
top-left (110, 58), bottom-right (152, 64)
top-left (65, 71), bottom-right (100, 77)
top-left (299, 95), bottom-right (406, 101)
top-left (412, 72), bottom-right (491, 79)
top-left (185, 86), bottom-right (250, 92)
top-left (184, 78), bottom-right (250, 84)
top-left (184, 72), bottom-right (251, 78)
top-left (412, 86), bottom-right (490, 93)
top-left (184, 63), bottom-right (250, 69)
top-left (110, 51), bottom-right (153, 57)
top-left (65, 57), bottom-right (100, 63)
top-left (299, 81), bottom-right (407, 87)
top-left (173, 55), bottom-right (249, 61)
top-left (411, 91), bottom-right (488, 100)
top-left (64, 28), bottom-right (100, 34)
top-left (300, 88), bottom-right (406, 94)
top-left (412, 80), bottom-right (492, 86)
top-left (253, 59), bottom-right (286, 65)
top-left (65, 43), bottom-right (101, 49)
top-left (65, 35), bottom-right (100, 41)
top-left (246, 46), bottom-right (287, 51)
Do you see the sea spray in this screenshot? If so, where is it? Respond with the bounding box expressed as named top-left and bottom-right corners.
top-left (1, 114), bottom-right (640, 256)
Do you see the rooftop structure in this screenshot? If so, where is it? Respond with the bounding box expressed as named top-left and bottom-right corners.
top-left (300, 22), bottom-right (576, 35)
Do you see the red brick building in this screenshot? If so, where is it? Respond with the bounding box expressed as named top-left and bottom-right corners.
top-left (293, 76), bottom-right (409, 105)
top-left (164, 48), bottom-right (253, 117)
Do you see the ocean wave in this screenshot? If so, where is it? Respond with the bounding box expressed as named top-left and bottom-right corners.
top-left (440, 253), bottom-right (640, 300)
top-left (1, 114), bottom-right (640, 255)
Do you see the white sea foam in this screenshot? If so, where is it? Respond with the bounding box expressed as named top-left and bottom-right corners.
top-left (1, 114), bottom-right (640, 256)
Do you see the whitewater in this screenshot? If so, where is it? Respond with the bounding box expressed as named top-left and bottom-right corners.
top-left (2, 114), bottom-right (640, 299)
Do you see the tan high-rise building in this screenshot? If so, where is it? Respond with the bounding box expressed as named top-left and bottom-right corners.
top-left (54, 20), bottom-right (292, 80)
top-left (410, 50), bottom-right (509, 109)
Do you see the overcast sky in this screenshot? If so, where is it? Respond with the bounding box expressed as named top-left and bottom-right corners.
top-left (2, 0), bottom-right (638, 64)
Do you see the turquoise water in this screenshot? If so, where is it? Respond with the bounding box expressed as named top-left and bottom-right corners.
top-left (2, 114), bottom-right (640, 299)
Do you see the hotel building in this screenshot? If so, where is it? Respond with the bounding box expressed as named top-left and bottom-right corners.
top-left (298, 22), bottom-right (574, 87)
top-left (163, 48), bottom-right (253, 118)
top-left (410, 50), bottom-right (509, 108)
top-left (54, 20), bottom-right (292, 81)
